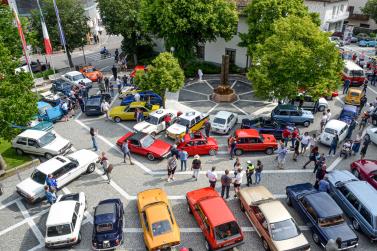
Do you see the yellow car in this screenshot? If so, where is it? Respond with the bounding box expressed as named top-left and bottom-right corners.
top-left (137, 188), bottom-right (180, 250)
top-left (109, 102), bottom-right (160, 123)
top-left (166, 111), bottom-right (209, 139)
top-left (345, 87), bottom-right (363, 106)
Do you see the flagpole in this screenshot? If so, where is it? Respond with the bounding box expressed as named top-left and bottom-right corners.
top-left (52, 0), bottom-right (70, 69)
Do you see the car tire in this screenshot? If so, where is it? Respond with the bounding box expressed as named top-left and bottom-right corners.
top-left (86, 163), bottom-right (95, 174)
top-left (262, 238), bottom-right (270, 251)
top-left (265, 148), bottom-right (273, 155)
top-left (146, 153), bottom-right (155, 161)
top-left (351, 169), bottom-right (360, 179)
top-left (114, 117), bottom-right (121, 123)
top-left (235, 149), bottom-right (243, 156)
top-left (45, 153), bottom-right (53, 159)
top-left (303, 121), bottom-right (310, 127)
top-left (286, 195), bottom-right (292, 206)
top-left (209, 149), bottom-right (217, 156)
top-left (205, 240), bottom-right (212, 251)
top-left (151, 132), bottom-right (156, 137)
top-left (318, 106), bottom-right (325, 112)
top-left (312, 232), bottom-right (320, 245)
top-left (15, 148), bottom-right (24, 156)
top-left (352, 218), bottom-right (360, 231)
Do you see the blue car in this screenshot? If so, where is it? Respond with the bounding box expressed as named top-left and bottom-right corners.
top-left (327, 170), bottom-right (377, 241)
top-left (120, 91), bottom-right (163, 106)
top-left (92, 198), bottom-right (124, 250)
top-left (339, 105), bottom-right (358, 124)
top-left (359, 40), bottom-right (368, 47)
top-left (241, 117), bottom-right (295, 140)
top-left (37, 101), bottom-right (63, 123)
top-left (286, 183), bottom-right (358, 249)
top-left (271, 104), bottom-right (314, 127)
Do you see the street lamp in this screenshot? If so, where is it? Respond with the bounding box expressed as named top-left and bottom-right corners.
top-left (170, 46), bottom-right (175, 54)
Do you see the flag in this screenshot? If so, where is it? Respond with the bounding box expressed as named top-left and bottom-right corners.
top-left (37, 0), bottom-right (52, 54)
top-left (52, 0), bottom-right (66, 47)
top-left (10, 1), bottom-right (29, 65)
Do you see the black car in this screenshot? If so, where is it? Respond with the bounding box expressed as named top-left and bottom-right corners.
top-left (51, 79), bottom-right (72, 96)
top-left (22, 61), bottom-right (50, 73)
top-left (85, 94), bottom-right (112, 116)
top-left (241, 117), bottom-right (294, 140)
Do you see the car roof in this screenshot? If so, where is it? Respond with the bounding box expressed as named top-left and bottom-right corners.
top-left (65, 71), bottom-right (82, 76)
top-left (150, 109), bottom-right (173, 118)
top-left (344, 60), bottom-right (363, 71)
top-left (354, 159), bottom-right (377, 174)
top-left (180, 111), bottom-right (202, 120)
top-left (348, 88), bottom-right (362, 93)
top-left (199, 197), bottom-right (236, 226)
top-left (239, 186), bottom-right (274, 205)
top-left (46, 201), bottom-right (76, 226)
top-left (129, 101), bottom-right (148, 108)
top-left (235, 129), bottom-right (259, 138)
top-left (214, 111), bottom-right (233, 119)
top-left (145, 202), bottom-right (170, 224)
top-left (259, 200), bottom-right (292, 223)
top-left (325, 119), bottom-right (347, 130)
top-left (17, 129), bottom-right (47, 139)
top-left (345, 181), bottom-right (377, 214)
top-left (305, 192), bottom-right (342, 218)
top-left (37, 101), bottom-right (51, 108)
top-left (275, 104), bottom-right (298, 111)
top-left (95, 203), bottom-right (116, 216)
top-left (342, 105), bottom-right (358, 112)
top-left (37, 156), bottom-right (70, 174)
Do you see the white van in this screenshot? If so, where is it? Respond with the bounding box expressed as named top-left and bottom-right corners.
top-left (342, 60), bottom-right (366, 87)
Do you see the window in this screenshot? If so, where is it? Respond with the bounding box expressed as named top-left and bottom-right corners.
top-left (318, 215), bottom-right (345, 227)
top-left (27, 139), bottom-right (38, 147)
top-left (47, 224), bottom-right (71, 237)
top-left (359, 206), bottom-right (373, 226)
top-left (360, 23), bottom-right (370, 28)
top-left (16, 137), bottom-right (27, 145)
top-left (53, 167), bottom-right (66, 179)
top-left (196, 206), bottom-right (210, 232)
top-left (278, 110), bottom-right (289, 116)
top-left (195, 116), bottom-right (201, 123)
top-left (96, 223), bottom-right (113, 232)
top-left (249, 138), bottom-right (259, 143)
top-left (72, 212), bottom-right (77, 228)
top-left (142, 212), bottom-right (149, 231)
top-left (129, 139), bottom-right (140, 146)
top-left (30, 170), bottom-right (47, 185)
top-left (290, 111), bottom-right (300, 116)
top-left (346, 192), bottom-right (360, 209)
top-left (214, 118), bottom-right (226, 125)
top-left (151, 220), bottom-right (172, 236)
top-left (270, 219), bottom-right (301, 241)
top-left (214, 221), bottom-right (241, 242)
top-left (74, 202), bottom-right (80, 214)
top-left (196, 45), bottom-right (205, 60)
top-left (225, 48), bottom-right (236, 65)
top-left (339, 185), bottom-right (349, 196)
top-left (126, 107), bottom-right (136, 113)
top-left (63, 163), bottom-right (77, 173)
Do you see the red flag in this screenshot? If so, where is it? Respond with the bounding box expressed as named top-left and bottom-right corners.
top-left (42, 19), bottom-right (53, 54)
top-left (12, 7), bottom-right (29, 65)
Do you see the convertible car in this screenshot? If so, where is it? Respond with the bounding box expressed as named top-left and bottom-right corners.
top-left (241, 117), bottom-right (294, 140)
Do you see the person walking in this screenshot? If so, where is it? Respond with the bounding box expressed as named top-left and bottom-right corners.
top-left (277, 143), bottom-right (288, 169)
top-left (233, 157), bottom-right (241, 177)
top-left (359, 112), bottom-right (369, 131)
top-left (291, 127), bottom-right (299, 149)
top-left (255, 160), bottom-right (263, 184)
top-left (104, 77), bottom-right (110, 92)
top-left (221, 170), bottom-right (232, 199)
top-left (352, 133), bottom-right (362, 155)
top-left (99, 152), bottom-right (112, 183)
top-left (198, 69), bottom-right (203, 82)
top-left (346, 118), bottom-right (357, 140)
top-left (191, 155), bottom-right (201, 181)
top-left (308, 133), bottom-right (318, 152)
top-left (326, 109), bottom-right (332, 122)
top-left (44, 186), bottom-right (57, 205)
top-left (112, 64), bottom-right (118, 80)
top-left (204, 120), bottom-right (211, 138)
top-left (372, 71), bottom-right (377, 86)
top-left (360, 137), bottom-right (371, 159)
top-left (229, 136), bottom-right (237, 160)
top-left (167, 155), bottom-right (177, 182)
top-left (314, 153), bottom-right (326, 174)
top-left (77, 95), bottom-right (85, 113)
top-left (233, 168), bottom-right (243, 198)
top-left (245, 160), bottom-right (255, 186)
top-left (314, 164), bottom-right (327, 189)
top-left (320, 112), bottom-right (328, 133)
top-left (179, 149), bottom-right (188, 171)
top-left (292, 139), bottom-right (300, 161)
top-left (121, 141), bottom-right (134, 165)
top-left (303, 146), bottom-right (318, 169)
top-left (90, 127), bottom-right (98, 151)
top-left (300, 132), bottom-right (311, 155)
top-left (328, 134), bottom-right (339, 156)
top-left (116, 77), bottom-right (122, 95)
top-left (359, 95), bottom-right (367, 115)
top-left (363, 81), bottom-right (368, 94)
top-left (206, 166), bottom-right (217, 188)
top-left (101, 100), bottom-right (110, 119)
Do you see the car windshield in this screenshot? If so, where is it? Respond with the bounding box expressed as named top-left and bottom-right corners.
top-left (140, 135), bottom-right (154, 148)
top-left (47, 224), bottom-right (71, 237)
top-left (96, 223), bottom-right (113, 233)
top-left (86, 97), bottom-right (101, 106)
top-left (72, 74), bottom-right (85, 81)
top-left (213, 117), bottom-right (226, 125)
top-left (147, 115), bottom-right (159, 125)
top-left (39, 132), bottom-right (56, 146)
top-left (85, 68), bottom-right (94, 73)
top-left (38, 105), bottom-right (51, 115)
top-left (319, 215), bottom-right (345, 227)
top-left (270, 219), bottom-right (301, 241)
top-left (350, 92), bottom-right (360, 97)
top-left (341, 110), bottom-right (355, 117)
top-left (350, 70), bottom-right (364, 77)
top-left (324, 128), bottom-right (337, 135)
top-left (214, 221), bottom-right (240, 242)
top-left (177, 118), bottom-right (191, 127)
top-left (30, 170), bottom-right (47, 184)
top-left (151, 220), bottom-right (172, 236)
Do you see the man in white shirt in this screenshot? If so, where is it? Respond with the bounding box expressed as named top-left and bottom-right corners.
top-left (320, 112), bottom-right (328, 133)
top-left (101, 100), bottom-right (110, 119)
top-left (134, 92), bottom-right (141, 102)
top-left (326, 109), bottom-right (331, 122)
top-left (206, 166), bottom-right (217, 188)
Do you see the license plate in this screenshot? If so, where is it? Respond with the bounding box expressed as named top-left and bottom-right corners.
top-left (103, 240), bottom-right (110, 248)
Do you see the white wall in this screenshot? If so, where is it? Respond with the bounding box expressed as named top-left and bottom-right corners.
top-left (347, 0), bottom-right (377, 30)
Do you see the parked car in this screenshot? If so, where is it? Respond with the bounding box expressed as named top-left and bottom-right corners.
top-left (133, 109), bottom-right (177, 136)
top-left (130, 65), bottom-right (146, 78)
top-left (351, 37), bottom-right (358, 43)
top-left (37, 101), bottom-right (63, 123)
top-left (238, 186), bottom-right (310, 251)
top-left (116, 131), bottom-right (171, 161)
top-left (109, 102), bottom-right (160, 123)
top-left (186, 187), bottom-right (244, 250)
top-left (286, 183), bottom-right (359, 249)
top-left (345, 88), bottom-right (364, 106)
top-left (85, 94), bottom-right (112, 116)
top-left (50, 79), bottom-right (72, 95)
top-left (92, 198), bottom-right (124, 250)
top-left (241, 117), bottom-right (294, 140)
top-left (359, 40), bottom-right (369, 47)
top-left (356, 33), bottom-right (370, 41)
top-left (166, 111), bottom-right (209, 139)
top-left (339, 105), bottom-right (358, 125)
top-left (177, 131), bottom-right (218, 156)
top-left (291, 94), bottom-right (328, 113)
top-left (40, 91), bottom-right (63, 107)
top-left (16, 60), bottom-right (50, 73)
top-left (319, 119), bottom-right (348, 146)
top-left (61, 71), bottom-right (92, 88)
top-left (365, 126), bottom-right (377, 145)
top-left (327, 170), bottom-right (377, 240)
top-left (12, 129), bottom-right (72, 159)
top-left (351, 159), bottom-right (377, 189)
top-left (230, 129), bottom-right (278, 156)
top-left (137, 189), bottom-right (180, 250)
top-left (211, 111), bottom-right (238, 134)
top-left (12, 118), bottom-right (53, 132)
top-left (342, 60), bottom-right (366, 87)
top-left (271, 105), bottom-right (314, 127)
top-left (16, 149), bottom-right (98, 203)
top-left (120, 91), bottom-right (163, 106)
top-left (118, 85), bottom-right (140, 99)
top-left (45, 192), bottom-right (86, 248)
top-left (79, 65), bottom-right (103, 82)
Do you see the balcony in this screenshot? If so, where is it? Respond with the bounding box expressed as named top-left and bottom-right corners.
top-left (348, 13), bottom-right (370, 21)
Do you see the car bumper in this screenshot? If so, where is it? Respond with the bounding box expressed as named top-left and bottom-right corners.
top-left (16, 190), bottom-right (40, 203)
top-left (45, 240), bottom-right (79, 248)
top-left (215, 240), bottom-right (244, 251)
top-left (92, 243), bottom-right (121, 251)
top-left (85, 110), bottom-right (103, 116)
top-left (211, 127), bottom-right (228, 134)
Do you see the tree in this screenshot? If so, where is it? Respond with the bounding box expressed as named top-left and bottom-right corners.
top-left (140, 0), bottom-right (238, 63)
top-left (31, 0), bottom-right (89, 67)
top-left (248, 16), bottom-right (343, 101)
top-left (239, 0), bottom-right (320, 59)
top-left (362, 0), bottom-right (377, 23)
top-left (135, 52), bottom-right (185, 96)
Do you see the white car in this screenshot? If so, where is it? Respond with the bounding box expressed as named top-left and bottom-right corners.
top-left (133, 109), bottom-right (177, 136)
top-left (45, 192), bottom-right (86, 248)
top-left (211, 111), bottom-right (238, 134)
top-left (61, 71), bottom-right (92, 88)
top-left (12, 130), bottom-right (72, 159)
top-left (16, 149), bottom-right (98, 203)
top-left (320, 119), bottom-right (349, 146)
top-left (365, 127), bottom-right (377, 144)
top-left (166, 111), bottom-right (208, 139)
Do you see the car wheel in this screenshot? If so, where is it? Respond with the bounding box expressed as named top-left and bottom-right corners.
top-left (15, 148), bottom-right (24, 156)
top-left (364, 134), bottom-right (370, 141)
top-left (286, 195), bottom-right (292, 206)
top-left (351, 169), bottom-right (360, 179)
top-left (235, 149), bottom-right (243, 156)
top-left (45, 153), bottom-right (53, 159)
top-left (303, 121), bottom-right (310, 127)
top-left (146, 153), bottom-right (155, 161)
top-left (312, 232), bottom-right (320, 244)
top-left (318, 106), bottom-right (325, 112)
top-left (352, 218), bottom-right (360, 231)
top-left (209, 149), bottom-right (217, 156)
top-left (262, 238), bottom-right (270, 251)
top-left (205, 240), bottom-right (212, 251)
top-left (114, 117), bottom-right (121, 123)
top-left (86, 163), bottom-right (95, 174)
top-left (265, 148), bottom-right (273, 155)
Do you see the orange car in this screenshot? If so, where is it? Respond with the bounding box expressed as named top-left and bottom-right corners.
top-left (79, 66), bottom-right (103, 82)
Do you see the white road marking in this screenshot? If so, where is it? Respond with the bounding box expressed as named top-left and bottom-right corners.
top-left (27, 243), bottom-right (44, 251)
top-left (231, 103), bottom-right (248, 115)
top-left (207, 104), bottom-right (219, 114)
top-left (181, 88), bottom-right (210, 97)
top-left (237, 100), bottom-right (272, 104)
top-left (16, 200), bottom-right (45, 244)
top-left (336, 96), bottom-right (345, 105)
top-left (79, 115), bottom-right (106, 122)
top-left (0, 197), bottom-right (22, 210)
top-left (251, 103), bottom-right (277, 116)
top-left (230, 80), bottom-right (237, 89)
top-left (115, 122), bottom-right (134, 132)
top-left (238, 90), bottom-right (254, 95)
top-left (203, 80), bottom-right (214, 90)
top-left (109, 93), bottom-right (119, 107)
top-left (368, 86), bottom-right (377, 95)
top-left (182, 100), bottom-right (214, 103)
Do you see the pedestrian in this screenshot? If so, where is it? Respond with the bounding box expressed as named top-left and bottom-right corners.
top-left (45, 174), bottom-right (57, 191)
top-left (191, 155), bottom-right (201, 181)
top-left (99, 79), bottom-right (105, 93)
top-left (277, 143), bottom-right (288, 169)
top-left (282, 127), bottom-right (291, 147)
top-left (360, 137), bottom-right (371, 159)
top-left (368, 102), bottom-right (375, 115)
top-left (198, 69), bottom-right (203, 82)
top-left (99, 151), bottom-right (109, 174)
top-left (292, 139), bottom-right (300, 161)
top-left (318, 175), bottom-right (330, 192)
top-left (170, 144), bottom-right (180, 159)
top-left (328, 134), bottom-right (339, 156)
top-left (206, 166), bottom-right (217, 188)
top-left (90, 127), bottom-right (98, 151)
top-left (359, 95), bottom-right (367, 115)
top-left (233, 168), bottom-right (243, 197)
top-left (363, 81), bottom-right (368, 94)
top-left (134, 92), bottom-right (141, 102)
top-left (372, 71), bottom-right (377, 86)
top-left (116, 77), bottom-right (122, 94)
top-left (352, 133), bottom-right (362, 155)
top-left (114, 48), bottom-right (119, 63)
top-left (343, 79), bottom-right (351, 94)
top-left (246, 160), bottom-right (255, 186)
top-left (61, 100), bottom-right (69, 122)
top-left (325, 238), bottom-right (342, 251)
top-left (121, 141), bottom-right (134, 165)
top-left (233, 157), bottom-right (241, 177)
top-left (326, 109), bottom-right (332, 122)
top-left (300, 132), bottom-right (311, 155)
top-left (104, 77), bottom-right (110, 92)
top-left (314, 164), bottom-right (327, 189)
top-left (167, 155), bottom-right (177, 182)
top-left (204, 120), bottom-right (211, 138)
top-left (179, 149), bottom-right (188, 171)
top-left (255, 160), bottom-right (263, 184)
top-left (221, 170), bottom-right (232, 199)
top-left (44, 186), bottom-right (56, 205)
top-left (77, 95), bottom-right (85, 113)
top-left (320, 112), bottom-right (328, 133)
top-left (345, 118), bottom-right (357, 139)
top-left (291, 127), bottom-right (299, 149)
top-left (185, 125), bottom-right (190, 134)
top-left (101, 100), bottom-right (110, 119)
top-left (359, 112), bottom-right (369, 131)
top-left (112, 64), bottom-right (118, 80)
top-left (229, 136), bottom-right (237, 160)
top-left (314, 153), bottom-right (326, 174)
top-left (308, 133), bottom-right (318, 152)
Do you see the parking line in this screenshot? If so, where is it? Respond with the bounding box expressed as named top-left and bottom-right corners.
top-left (27, 243), bottom-right (44, 251)
top-left (368, 86), bottom-right (377, 95)
top-left (231, 103), bottom-right (248, 115)
top-left (16, 200), bottom-right (45, 244)
top-left (181, 88), bottom-right (210, 97)
top-left (0, 197), bottom-right (21, 210)
top-left (203, 80), bottom-right (214, 90)
top-left (336, 96), bottom-right (345, 105)
top-left (207, 104), bottom-right (219, 114)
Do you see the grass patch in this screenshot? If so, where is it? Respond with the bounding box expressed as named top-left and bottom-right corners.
top-left (0, 139), bottom-right (31, 170)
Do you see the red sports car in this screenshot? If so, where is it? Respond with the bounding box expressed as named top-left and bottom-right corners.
top-left (116, 131), bottom-right (171, 161)
top-left (350, 159), bottom-right (377, 189)
top-left (177, 132), bottom-right (218, 156)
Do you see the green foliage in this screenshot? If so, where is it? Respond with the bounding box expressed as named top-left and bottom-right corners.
top-left (34, 68), bottom-right (54, 79)
top-left (140, 0), bottom-right (238, 62)
top-left (0, 139), bottom-right (31, 170)
top-left (248, 16), bottom-right (343, 101)
top-left (183, 61), bottom-right (221, 77)
top-left (135, 52), bottom-right (185, 96)
top-left (0, 5), bottom-right (23, 59)
top-left (362, 0), bottom-right (377, 23)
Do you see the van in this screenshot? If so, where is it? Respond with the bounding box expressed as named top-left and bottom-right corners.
top-left (342, 60), bottom-right (366, 87)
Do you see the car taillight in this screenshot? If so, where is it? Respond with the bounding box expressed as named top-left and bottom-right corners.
top-left (70, 237), bottom-right (76, 242)
top-left (93, 242), bottom-right (97, 247)
top-left (115, 239), bottom-right (120, 245)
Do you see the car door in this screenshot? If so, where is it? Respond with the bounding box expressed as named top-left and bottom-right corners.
top-left (195, 205), bottom-right (211, 242)
top-left (58, 162), bottom-right (79, 186)
top-left (27, 138), bottom-right (42, 155)
top-left (140, 107), bottom-right (149, 118)
top-left (129, 139), bottom-right (144, 155)
top-left (123, 107), bottom-right (136, 120)
top-left (156, 116), bottom-right (165, 133)
top-left (289, 110), bottom-right (301, 123)
top-left (14, 137), bottom-right (27, 152)
top-left (196, 140), bottom-right (208, 155)
top-left (182, 141), bottom-right (195, 156)
top-left (276, 110), bottom-right (289, 122)
top-left (72, 203), bottom-right (83, 237)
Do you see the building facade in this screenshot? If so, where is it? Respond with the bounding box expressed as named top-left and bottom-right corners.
top-left (346, 0), bottom-right (377, 30)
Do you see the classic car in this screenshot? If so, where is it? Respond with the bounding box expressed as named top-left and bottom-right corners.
top-left (166, 111), bottom-right (209, 139)
top-left (50, 79), bottom-right (72, 96)
top-left (118, 85), bottom-right (140, 99)
top-left (241, 117), bottom-right (294, 140)
top-left (319, 119), bottom-right (348, 146)
top-left (327, 170), bottom-right (377, 240)
top-left (13, 118), bottom-right (53, 132)
top-left (15, 60), bottom-right (50, 73)
top-left (271, 105), bottom-right (314, 127)
top-left (85, 94), bottom-right (112, 116)
top-left (286, 183), bottom-right (359, 249)
top-left (16, 149), bottom-right (98, 203)
top-left (61, 71), bottom-right (92, 88)
top-left (186, 187), bottom-right (244, 250)
top-left (133, 109), bottom-right (177, 136)
top-left (130, 65), bottom-right (146, 78)
top-left (40, 91), bottom-right (63, 107)
top-left (177, 131), bottom-right (218, 156)
top-left (45, 192), bottom-right (86, 248)
top-left (230, 129), bottom-right (278, 156)
top-left (211, 111), bottom-right (238, 135)
top-left (109, 102), bottom-right (160, 123)
top-left (120, 91), bottom-right (163, 106)
top-left (350, 159), bottom-right (377, 189)
top-left (12, 129), bottom-right (72, 159)
top-left (137, 189), bottom-right (180, 250)
top-left (339, 105), bottom-right (358, 125)
top-left (238, 186), bottom-right (310, 251)
top-left (116, 131), bottom-right (171, 161)
top-left (345, 88), bottom-right (364, 106)
top-left (37, 101), bottom-right (63, 123)
top-left (79, 65), bottom-right (103, 82)
top-left (92, 198), bottom-right (124, 250)
top-left (365, 127), bottom-right (377, 145)
top-left (290, 94), bottom-right (328, 113)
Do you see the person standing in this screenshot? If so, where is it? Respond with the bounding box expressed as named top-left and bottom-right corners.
top-left (179, 149), bottom-right (188, 171)
top-left (359, 112), bottom-right (369, 131)
top-left (191, 155), bottom-right (201, 181)
top-left (282, 127), bottom-right (291, 147)
top-left (303, 146), bottom-right (318, 169)
top-left (233, 157), bottom-right (241, 177)
top-left (328, 134), bottom-right (339, 156)
top-left (77, 95), bottom-right (85, 113)
top-left (104, 77), bottom-right (110, 92)
top-left (198, 69), bottom-right (203, 82)
top-left (352, 133), bottom-right (362, 155)
top-left (314, 153), bottom-right (326, 174)
top-left (99, 78), bottom-right (105, 93)
top-left (372, 70), bottom-right (377, 86)
top-left (325, 238), bottom-right (342, 251)
top-left (44, 186), bottom-right (57, 205)
top-left (233, 168), bottom-right (243, 198)
top-left (167, 155), bottom-right (177, 182)
top-left (114, 49), bottom-right (119, 63)
top-left (291, 127), bottom-right (299, 149)
top-left (318, 175), bottom-right (330, 192)
top-left (363, 81), bottom-right (368, 94)
top-left (345, 118), bottom-right (357, 140)
top-left (204, 120), bottom-right (211, 138)
top-left (229, 136), bottom-right (237, 160)
top-left (343, 79), bottom-right (351, 94)
top-left (116, 77), bottom-right (122, 95)
top-left (360, 137), bottom-right (371, 159)
top-left (112, 64), bottom-right (118, 80)
top-left (221, 170), bottom-right (232, 199)
top-left (255, 160), bottom-right (263, 184)
top-left (90, 127), bottom-right (98, 151)
top-left (326, 109), bottom-right (332, 122)
top-left (320, 112), bottom-right (328, 133)
top-left (101, 100), bottom-right (110, 119)
top-left (277, 143), bottom-right (288, 169)
top-left (99, 152), bottom-right (112, 183)
top-left (359, 95), bottom-right (367, 115)
top-left (246, 160), bottom-right (255, 186)
top-left (300, 132), bottom-right (311, 155)
top-left (121, 141), bottom-right (134, 165)
top-left (314, 164), bottom-right (327, 189)
top-left (206, 166), bottom-right (217, 188)
top-left (170, 144), bottom-right (180, 159)
top-left (309, 133), bottom-right (318, 152)
top-left (45, 174), bottom-right (57, 191)
top-left (292, 139), bottom-right (300, 161)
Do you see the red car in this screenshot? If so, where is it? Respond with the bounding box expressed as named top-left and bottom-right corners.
top-left (130, 65), bottom-right (146, 78)
top-left (229, 129), bottom-right (278, 156)
top-left (177, 132), bottom-right (218, 156)
top-left (116, 131), bottom-right (171, 161)
top-left (186, 187), bottom-right (244, 251)
top-left (350, 159), bottom-right (377, 189)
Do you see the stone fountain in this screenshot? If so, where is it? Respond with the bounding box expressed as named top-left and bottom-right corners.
top-left (211, 55), bottom-right (237, 102)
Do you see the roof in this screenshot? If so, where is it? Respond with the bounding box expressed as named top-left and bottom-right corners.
top-left (342, 105), bottom-right (358, 112)
top-left (305, 192), bottom-right (342, 218)
top-left (180, 111), bottom-right (202, 120)
top-left (18, 129), bottom-right (47, 139)
top-left (145, 202), bottom-right (170, 224)
top-left (239, 186), bottom-right (274, 205)
top-left (345, 181), bottom-right (377, 214)
top-left (199, 197), bottom-right (236, 227)
top-left (46, 201), bottom-right (76, 226)
top-left (348, 88), bottom-right (362, 93)
top-left (259, 200), bottom-right (292, 223)
top-left (37, 156), bottom-right (69, 174)
top-left (235, 129), bottom-right (259, 138)
top-left (344, 60), bottom-right (363, 71)
top-left (275, 104), bottom-right (298, 111)
top-left (137, 188), bottom-right (167, 210)
top-left (95, 203), bottom-right (116, 216)
top-left (65, 71), bottom-right (82, 76)
top-left (325, 119), bottom-right (347, 130)
top-left (354, 159), bottom-right (377, 174)
top-left (214, 111), bottom-right (233, 119)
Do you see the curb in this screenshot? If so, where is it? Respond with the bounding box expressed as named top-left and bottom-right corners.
top-left (0, 159), bottom-right (40, 180)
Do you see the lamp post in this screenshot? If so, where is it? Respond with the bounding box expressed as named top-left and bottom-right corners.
top-left (170, 46), bottom-right (175, 54)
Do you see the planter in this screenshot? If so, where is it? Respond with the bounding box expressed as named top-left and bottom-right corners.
top-left (0, 159), bottom-right (40, 179)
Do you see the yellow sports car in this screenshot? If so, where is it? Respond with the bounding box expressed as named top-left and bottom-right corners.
top-left (137, 188), bottom-right (180, 251)
top-left (109, 102), bottom-right (160, 123)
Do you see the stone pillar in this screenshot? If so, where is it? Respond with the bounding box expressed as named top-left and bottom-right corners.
top-left (221, 55), bottom-right (230, 86)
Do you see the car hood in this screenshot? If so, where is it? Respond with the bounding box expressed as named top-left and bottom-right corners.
top-left (321, 223), bottom-right (357, 243)
top-left (134, 122), bottom-right (156, 133)
top-left (146, 140), bottom-right (171, 156)
top-left (272, 233), bottom-right (309, 251)
top-left (167, 124), bottom-right (186, 135)
top-left (16, 178), bottom-right (44, 197)
top-left (261, 134), bottom-right (277, 144)
top-left (73, 78), bottom-right (92, 84)
top-left (43, 138), bottom-right (71, 152)
top-left (68, 149), bottom-right (98, 166)
top-left (339, 115), bottom-right (353, 125)
top-left (301, 110), bottom-right (314, 118)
